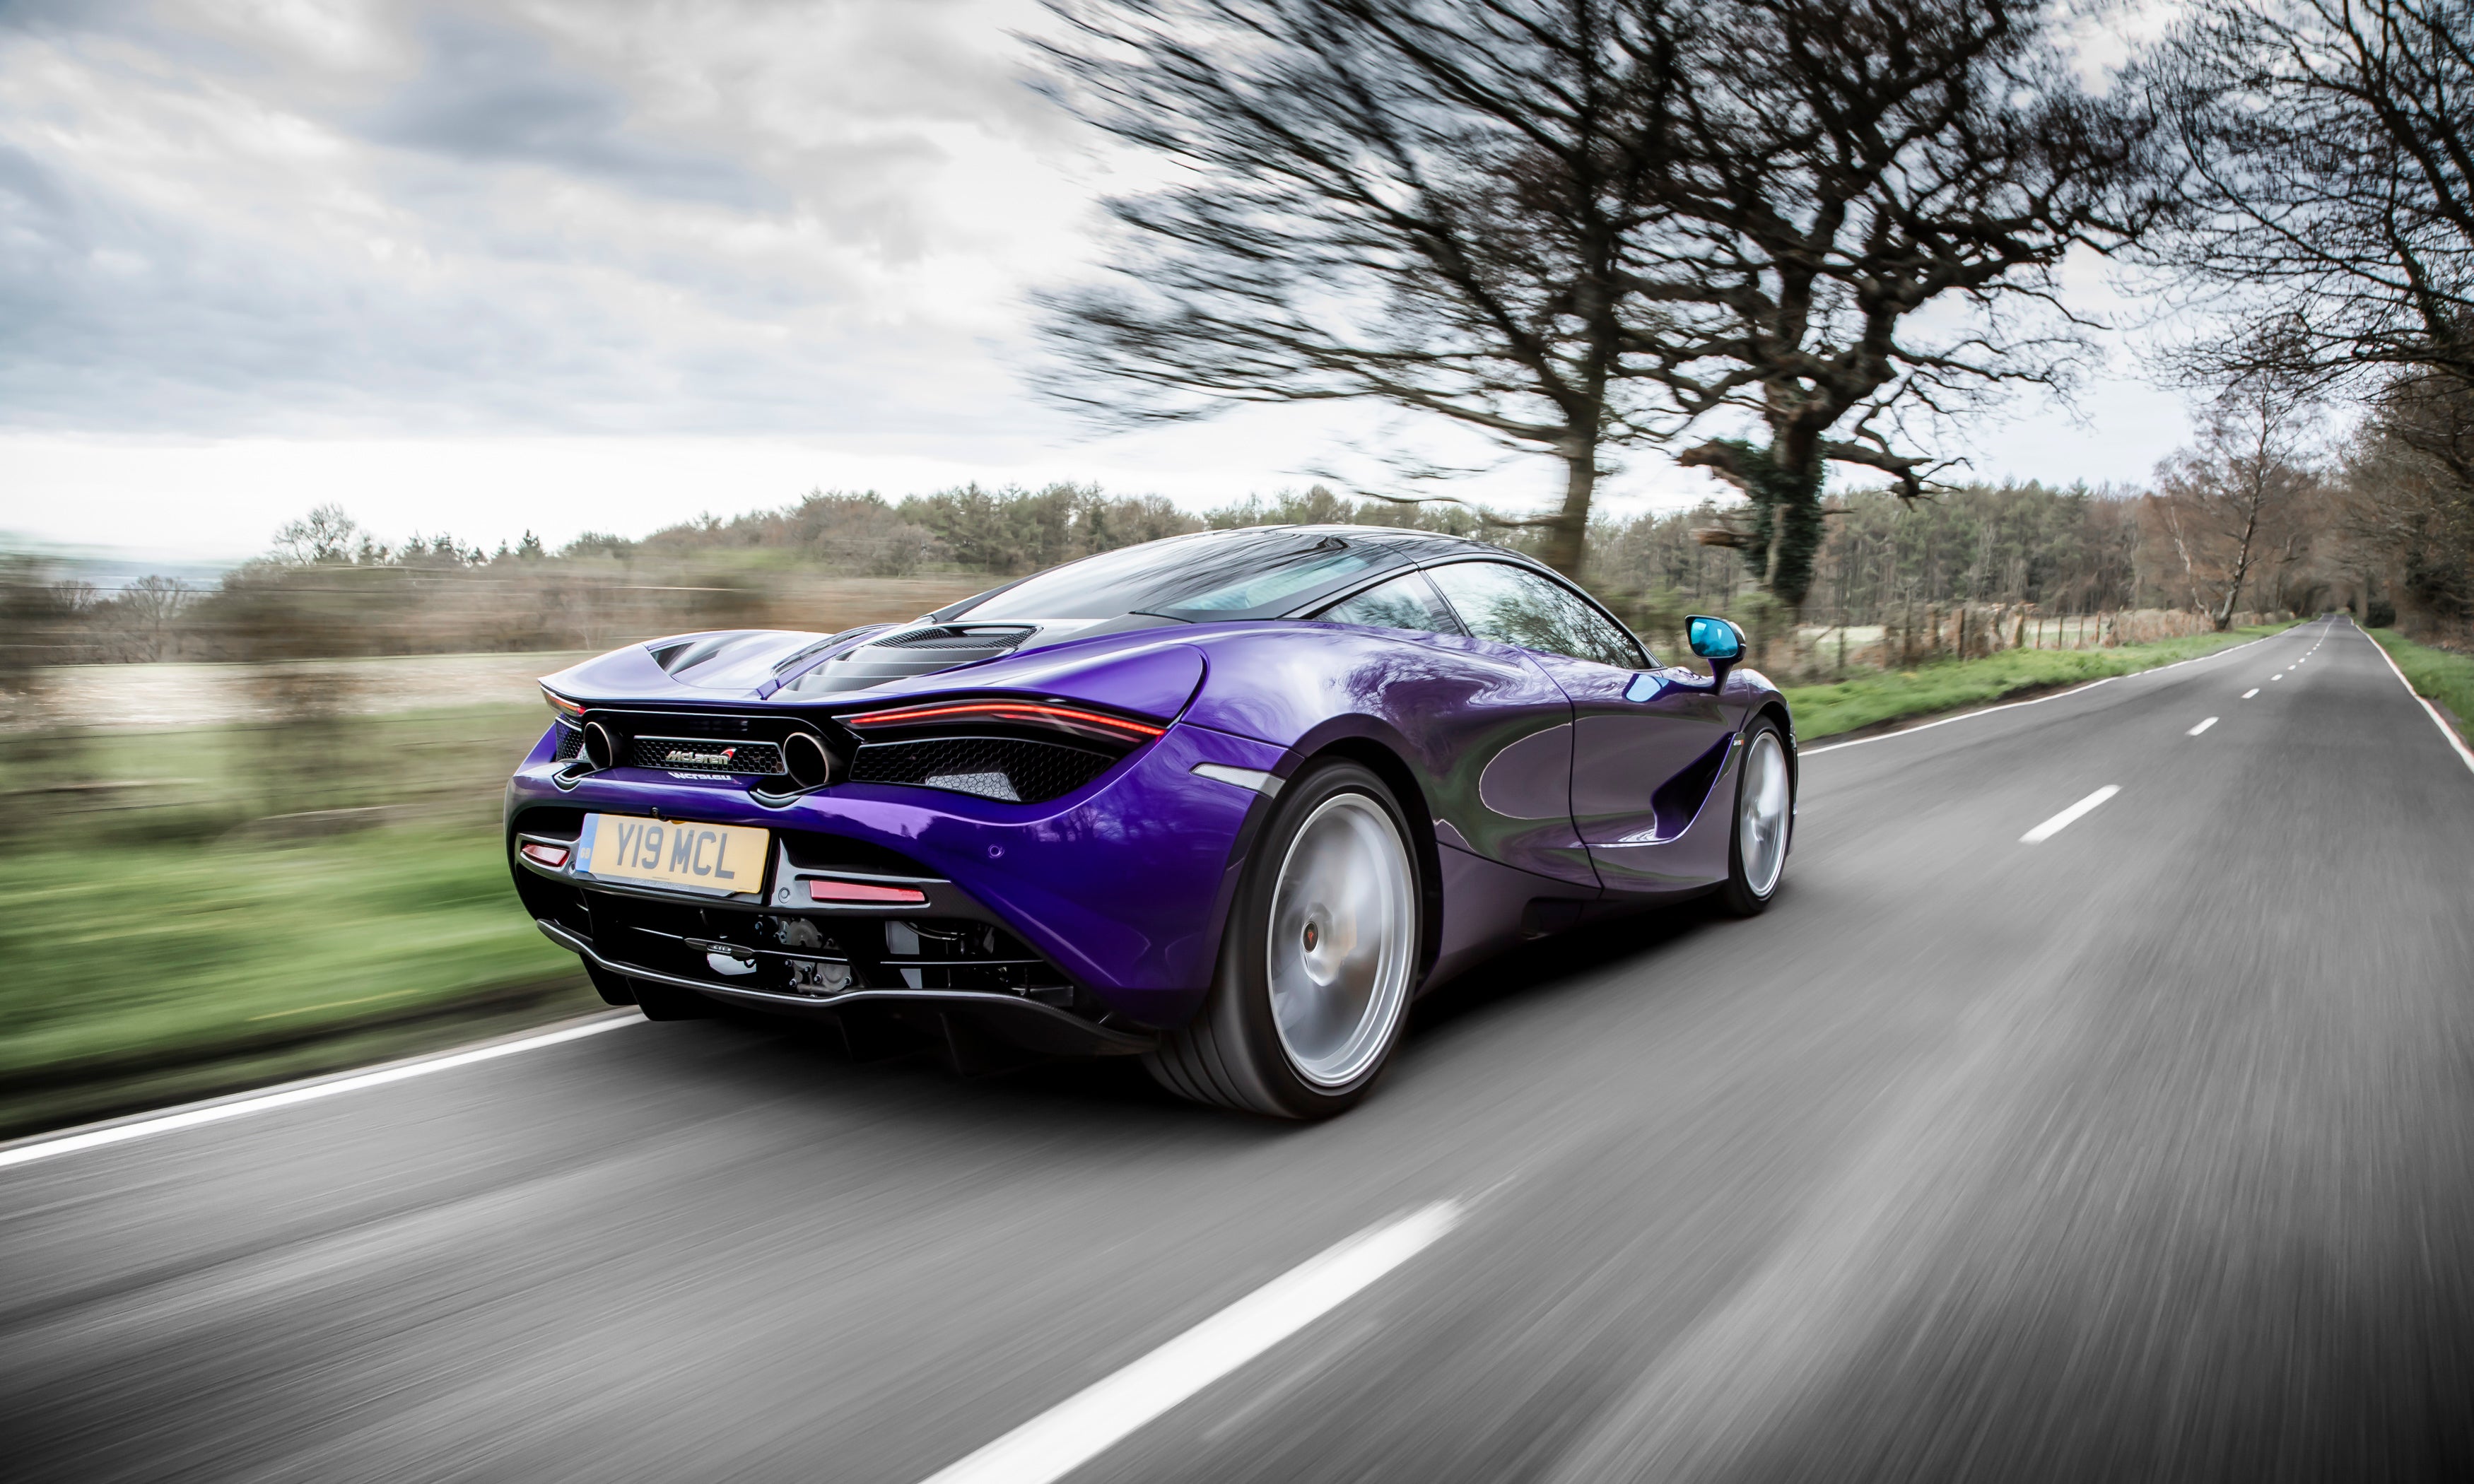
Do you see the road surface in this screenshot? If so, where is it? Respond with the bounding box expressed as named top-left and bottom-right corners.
top-left (4, 617), bottom-right (2470, 1482)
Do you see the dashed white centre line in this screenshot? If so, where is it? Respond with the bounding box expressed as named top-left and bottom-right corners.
top-left (2243, 688), bottom-right (2260, 698)
top-left (917, 1201), bottom-right (1464, 1484)
top-left (2188, 717), bottom-right (2218, 736)
top-left (2021, 784), bottom-right (2121, 844)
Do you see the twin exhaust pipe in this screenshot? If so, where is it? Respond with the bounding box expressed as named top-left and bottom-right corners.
top-left (568, 718), bottom-right (841, 792)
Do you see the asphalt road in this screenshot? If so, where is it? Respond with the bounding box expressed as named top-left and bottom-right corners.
top-left (5, 616), bottom-right (2470, 1483)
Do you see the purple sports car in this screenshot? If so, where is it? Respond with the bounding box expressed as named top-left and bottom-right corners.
top-left (507, 526), bottom-right (1795, 1117)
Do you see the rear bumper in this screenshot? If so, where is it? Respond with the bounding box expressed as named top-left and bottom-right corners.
top-left (504, 717), bottom-right (1290, 1028)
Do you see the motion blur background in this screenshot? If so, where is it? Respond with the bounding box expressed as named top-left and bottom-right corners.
top-left (4, 0), bottom-right (2472, 1127)
top-left (4, 4), bottom-right (2474, 1480)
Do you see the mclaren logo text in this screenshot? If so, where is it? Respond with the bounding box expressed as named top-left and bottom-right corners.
top-left (663, 746), bottom-right (739, 767)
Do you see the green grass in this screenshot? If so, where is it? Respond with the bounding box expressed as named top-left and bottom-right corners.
top-left (1782, 620), bottom-right (2302, 741)
top-left (2369, 628), bottom-right (2474, 740)
top-left (0, 819), bottom-right (599, 1136)
top-left (0, 704), bottom-right (602, 1136)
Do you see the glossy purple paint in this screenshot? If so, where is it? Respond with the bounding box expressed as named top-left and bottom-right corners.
top-left (507, 609), bottom-right (1790, 1037)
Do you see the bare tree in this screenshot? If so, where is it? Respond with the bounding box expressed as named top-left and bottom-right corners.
top-left (2146, 0), bottom-right (2474, 389)
top-left (1036, 1), bottom-right (2155, 596)
top-left (272, 504), bottom-right (362, 566)
top-left (2140, 0), bottom-right (2474, 635)
top-left (1033, 0), bottom-right (1672, 577)
top-left (106, 575), bottom-right (195, 663)
top-left (2152, 377), bottom-right (2323, 629)
top-left (2142, 2), bottom-right (2474, 631)
top-left (1613, 0), bottom-right (2160, 612)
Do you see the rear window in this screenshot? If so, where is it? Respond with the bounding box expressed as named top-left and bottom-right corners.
top-left (951, 531), bottom-right (1401, 622)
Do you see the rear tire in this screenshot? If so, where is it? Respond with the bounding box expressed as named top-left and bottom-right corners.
top-left (1714, 718), bottom-right (1793, 917)
top-left (1145, 760), bottom-right (1421, 1119)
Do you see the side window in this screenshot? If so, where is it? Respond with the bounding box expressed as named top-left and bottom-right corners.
top-left (1315, 572), bottom-right (1467, 635)
top-left (1425, 562), bottom-right (1647, 669)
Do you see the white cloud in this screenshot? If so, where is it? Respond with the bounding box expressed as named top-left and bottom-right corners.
top-left (0, 0), bottom-right (2192, 560)
top-left (0, 0), bottom-right (1088, 440)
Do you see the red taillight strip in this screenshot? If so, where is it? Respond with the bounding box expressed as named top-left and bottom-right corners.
top-left (806, 878), bottom-right (929, 905)
top-left (541, 686), bottom-right (585, 717)
top-left (843, 700), bottom-right (1166, 739)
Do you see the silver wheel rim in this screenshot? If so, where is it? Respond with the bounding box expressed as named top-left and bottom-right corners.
top-left (1267, 791), bottom-right (1417, 1089)
top-left (1737, 730), bottom-right (1790, 898)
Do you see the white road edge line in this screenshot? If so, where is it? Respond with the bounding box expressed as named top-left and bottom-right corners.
top-left (2188, 717), bottom-right (2218, 736)
top-left (2363, 625), bottom-right (2474, 777)
top-left (1802, 626), bottom-right (2292, 758)
top-left (0, 1014), bottom-right (640, 1173)
top-left (918, 1201), bottom-right (1465, 1484)
top-left (2243, 688), bottom-right (2260, 698)
top-left (2021, 784), bottom-right (2121, 844)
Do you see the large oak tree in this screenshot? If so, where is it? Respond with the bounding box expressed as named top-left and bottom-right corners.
top-left (1034, 0), bottom-right (1672, 577)
top-left (1036, 1), bottom-right (2154, 603)
top-left (1614, 0), bottom-right (2158, 611)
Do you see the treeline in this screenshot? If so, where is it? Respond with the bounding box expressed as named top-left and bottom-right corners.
top-left (3, 476), bottom-right (2329, 700)
top-left (584, 483), bottom-right (1501, 577)
top-left (0, 485), bottom-right (1500, 677)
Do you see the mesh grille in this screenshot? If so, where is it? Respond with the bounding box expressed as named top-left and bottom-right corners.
top-left (628, 736), bottom-right (787, 775)
top-left (554, 726), bottom-right (583, 760)
top-left (850, 736), bottom-right (1114, 803)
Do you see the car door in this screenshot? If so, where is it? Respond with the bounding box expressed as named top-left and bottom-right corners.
top-left (1422, 560), bottom-right (1737, 893)
top-left (1315, 568), bottom-right (1599, 891)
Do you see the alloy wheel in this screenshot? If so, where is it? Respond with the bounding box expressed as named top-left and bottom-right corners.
top-left (1737, 729), bottom-right (1791, 897)
top-left (1265, 791), bottom-right (1417, 1088)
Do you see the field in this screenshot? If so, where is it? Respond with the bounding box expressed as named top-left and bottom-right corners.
top-left (0, 619), bottom-right (2302, 1136)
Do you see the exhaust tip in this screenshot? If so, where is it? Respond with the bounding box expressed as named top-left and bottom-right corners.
top-left (782, 729), bottom-right (838, 791)
top-left (581, 720), bottom-right (619, 771)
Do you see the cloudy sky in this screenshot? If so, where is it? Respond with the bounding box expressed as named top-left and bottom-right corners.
top-left (0, 0), bottom-right (2193, 564)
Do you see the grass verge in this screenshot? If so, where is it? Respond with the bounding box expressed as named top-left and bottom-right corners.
top-left (0, 702), bottom-right (606, 1139)
top-left (1781, 620), bottom-right (2302, 741)
top-left (2368, 628), bottom-right (2474, 743)
top-left (0, 818), bottom-right (599, 1138)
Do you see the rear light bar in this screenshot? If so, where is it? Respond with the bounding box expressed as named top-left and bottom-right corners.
top-left (842, 700), bottom-right (1166, 741)
top-left (806, 878), bottom-right (929, 905)
top-left (541, 686), bottom-right (585, 721)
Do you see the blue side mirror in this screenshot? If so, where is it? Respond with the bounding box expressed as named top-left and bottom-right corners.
top-left (1685, 614), bottom-right (1745, 689)
top-left (1687, 615), bottom-right (1743, 661)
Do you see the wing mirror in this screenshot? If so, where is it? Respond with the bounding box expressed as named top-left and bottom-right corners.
top-left (1687, 615), bottom-right (1746, 688)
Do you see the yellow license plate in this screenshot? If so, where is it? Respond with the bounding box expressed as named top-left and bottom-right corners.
top-left (576, 815), bottom-right (768, 897)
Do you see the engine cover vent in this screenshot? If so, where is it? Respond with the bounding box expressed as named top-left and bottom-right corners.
top-left (874, 625), bottom-right (1038, 650)
top-left (787, 625), bottom-right (1040, 695)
